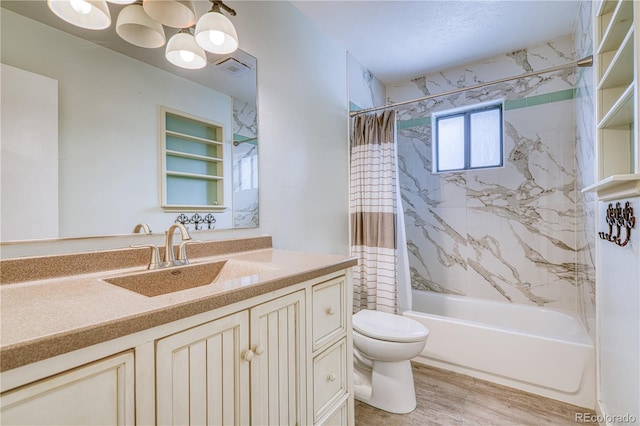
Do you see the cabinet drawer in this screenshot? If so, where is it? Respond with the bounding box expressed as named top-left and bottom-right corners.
top-left (316, 397), bottom-right (349, 426)
top-left (312, 277), bottom-right (346, 350)
top-left (1, 351), bottom-right (135, 426)
top-left (313, 339), bottom-right (347, 422)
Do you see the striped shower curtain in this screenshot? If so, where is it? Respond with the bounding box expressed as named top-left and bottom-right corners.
top-left (350, 110), bottom-right (398, 314)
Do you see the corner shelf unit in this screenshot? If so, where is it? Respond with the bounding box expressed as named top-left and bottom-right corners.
top-left (585, 0), bottom-right (640, 199)
top-left (160, 107), bottom-right (227, 212)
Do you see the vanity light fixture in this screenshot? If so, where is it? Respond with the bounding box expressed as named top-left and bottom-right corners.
top-left (142, 0), bottom-right (196, 29)
top-left (47, 0), bottom-right (111, 30)
top-left (194, 0), bottom-right (238, 55)
top-left (47, 0), bottom-right (240, 68)
top-left (116, 1), bottom-right (166, 48)
top-left (165, 28), bottom-right (207, 69)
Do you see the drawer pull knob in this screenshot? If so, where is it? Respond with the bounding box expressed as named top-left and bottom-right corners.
top-left (327, 373), bottom-right (336, 382)
top-left (326, 307), bottom-right (335, 316)
top-left (242, 349), bottom-right (254, 362)
top-left (252, 344), bottom-right (265, 356)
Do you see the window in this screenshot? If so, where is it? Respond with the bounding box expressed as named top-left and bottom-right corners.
top-left (433, 102), bottom-right (503, 173)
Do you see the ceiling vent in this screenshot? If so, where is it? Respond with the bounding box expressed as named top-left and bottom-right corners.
top-left (212, 57), bottom-right (251, 76)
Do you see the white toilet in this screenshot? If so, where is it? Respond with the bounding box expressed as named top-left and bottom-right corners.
top-left (352, 309), bottom-right (429, 414)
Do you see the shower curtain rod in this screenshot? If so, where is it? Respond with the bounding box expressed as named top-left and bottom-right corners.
top-left (349, 55), bottom-right (593, 118)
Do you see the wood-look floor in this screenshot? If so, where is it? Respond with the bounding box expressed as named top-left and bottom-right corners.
top-left (354, 363), bottom-right (595, 426)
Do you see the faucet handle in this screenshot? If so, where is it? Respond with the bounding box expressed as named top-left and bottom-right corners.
top-left (131, 244), bottom-right (162, 270)
top-left (177, 240), bottom-right (201, 264)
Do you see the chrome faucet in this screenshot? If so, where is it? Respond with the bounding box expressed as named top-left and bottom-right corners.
top-left (163, 223), bottom-right (192, 266)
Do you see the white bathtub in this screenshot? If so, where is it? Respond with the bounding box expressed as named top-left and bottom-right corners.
top-left (404, 290), bottom-right (596, 408)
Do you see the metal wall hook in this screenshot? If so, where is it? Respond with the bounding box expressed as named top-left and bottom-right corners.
top-left (599, 201), bottom-right (635, 247)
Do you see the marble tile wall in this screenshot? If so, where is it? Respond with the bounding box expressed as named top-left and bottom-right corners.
top-left (574, 1), bottom-right (596, 338)
top-left (348, 53), bottom-right (386, 110)
top-left (387, 36), bottom-right (583, 312)
top-left (232, 99), bottom-right (259, 228)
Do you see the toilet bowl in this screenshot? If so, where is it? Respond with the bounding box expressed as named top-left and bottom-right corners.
top-left (352, 309), bottom-right (429, 414)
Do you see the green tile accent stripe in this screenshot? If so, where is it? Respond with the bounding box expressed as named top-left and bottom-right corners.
top-left (394, 88), bottom-right (577, 129)
top-left (504, 89), bottom-right (575, 110)
top-left (233, 134), bottom-right (257, 145)
top-left (397, 116), bottom-right (431, 129)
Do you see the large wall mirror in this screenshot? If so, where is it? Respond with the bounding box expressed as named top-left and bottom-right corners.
top-left (0, 1), bottom-right (258, 243)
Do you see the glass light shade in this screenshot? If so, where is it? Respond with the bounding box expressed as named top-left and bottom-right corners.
top-left (142, 0), bottom-right (196, 28)
top-left (106, 0), bottom-right (136, 4)
top-left (165, 31), bottom-right (206, 69)
top-left (195, 11), bottom-right (238, 54)
top-left (116, 3), bottom-right (166, 48)
top-left (47, 0), bottom-right (111, 30)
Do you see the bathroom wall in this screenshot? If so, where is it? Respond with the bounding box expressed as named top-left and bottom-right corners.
top-left (387, 36), bottom-right (581, 312)
top-left (0, 1), bottom-right (351, 257)
top-left (234, 1), bottom-right (349, 255)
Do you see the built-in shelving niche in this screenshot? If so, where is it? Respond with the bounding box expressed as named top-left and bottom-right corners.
top-left (160, 107), bottom-right (227, 212)
top-left (583, 0), bottom-right (640, 200)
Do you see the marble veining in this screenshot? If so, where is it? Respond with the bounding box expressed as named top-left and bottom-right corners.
top-left (232, 99), bottom-right (259, 228)
top-left (390, 36), bottom-right (581, 311)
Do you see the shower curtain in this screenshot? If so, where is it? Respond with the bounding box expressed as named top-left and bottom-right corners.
top-left (350, 110), bottom-right (411, 314)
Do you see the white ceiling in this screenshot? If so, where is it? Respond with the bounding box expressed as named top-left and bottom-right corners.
top-left (292, 0), bottom-right (581, 83)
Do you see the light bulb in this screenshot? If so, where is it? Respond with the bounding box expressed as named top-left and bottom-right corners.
top-left (208, 30), bottom-right (225, 46)
top-left (179, 50), bottom-right (195, 63)
top-left (70, 0), bottom-right (92, 14)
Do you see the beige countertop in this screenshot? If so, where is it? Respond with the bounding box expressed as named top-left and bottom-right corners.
top-left (1, 248), bottom-right (356, 371)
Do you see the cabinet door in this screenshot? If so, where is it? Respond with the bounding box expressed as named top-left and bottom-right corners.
top-left (156, 311), bottom-right (250, 426)
top-left (250, 290), bottom-right (306, 426)
top-left (0, 351), bottom-right (134, 425)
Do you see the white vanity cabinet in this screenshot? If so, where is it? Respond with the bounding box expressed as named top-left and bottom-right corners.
top-left (156, 290), bottom-right (307, 426)
top-left (309, 275), bottom-right (352, 425)
top-left (0, 269), bottom-right (353, 426)
top-left (250, 290), bottom-right (307, 425)
top-left (156, 311), bottom-right (251, 425)
top-left (154, 273), bottom-right (352, 426)
top-left (0, 351), bottom-right (135, 425)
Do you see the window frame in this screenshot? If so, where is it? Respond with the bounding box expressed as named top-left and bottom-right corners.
top-left (432, 101), bottom-right (504, 173)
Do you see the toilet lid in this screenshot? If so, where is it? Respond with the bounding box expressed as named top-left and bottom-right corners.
top-left (353, 310), bottom-right (429, 343)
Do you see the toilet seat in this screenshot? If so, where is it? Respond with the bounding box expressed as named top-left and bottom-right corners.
top-left (353, 310), bottom-right (429, 343)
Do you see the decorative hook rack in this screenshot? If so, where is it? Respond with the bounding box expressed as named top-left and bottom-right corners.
top-left (175, 213), bottom-right (217, 231)
top-left (598, 201), bottom-right (635, 247)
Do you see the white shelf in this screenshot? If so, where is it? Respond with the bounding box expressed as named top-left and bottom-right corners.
top-left (582, 174), bottom-right (640, 200)
top-left (161, 204), bottom-right (228, 212)
top-left (598, 83), bottom-right (634, 129)
top-left (594, 0), bottom-right (637, 184)
top-left (165, 150), bottom-right (222, 163)
top-left (598, 0), bottom-right (633, 54)
top-left (166, 171), bottom-right (223, 181)
top-left (597, 26), bottom-right (634, 90)
top-left (165, 130), bottom-right (222, 146)
top-left (596, 0), bottom-right (618, 18)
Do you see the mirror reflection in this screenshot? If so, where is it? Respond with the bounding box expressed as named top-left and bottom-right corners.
top-left (0, 0), bottom-right (258, 242)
